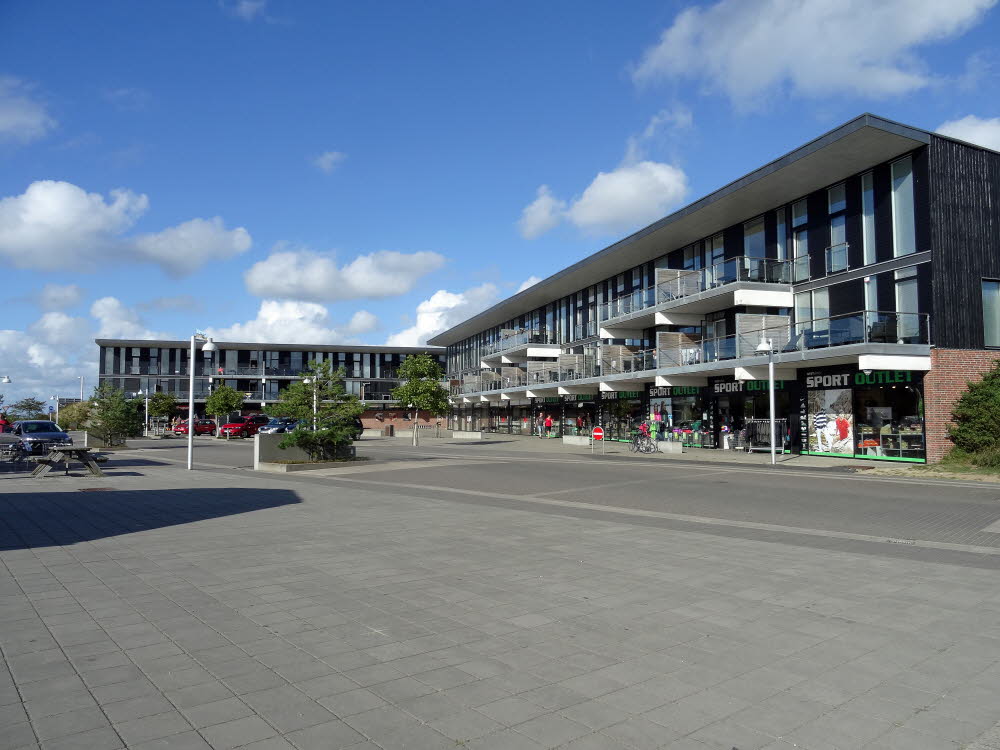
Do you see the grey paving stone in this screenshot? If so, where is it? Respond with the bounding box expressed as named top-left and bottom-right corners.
top-left (30, 706), bottom-right (109, 741)
top-left (180, 697), bottom-right (254, 729)
top-left (283, 719), bottom-right (366, 749)
top-left (429, 709), bottom-right (504, 741)
top-left (514, 713), bottom-right (591, 747)
top-left (316, 688), bottom-right (387, 718)
top-left (292, 673), bottom-right (358, 700)
top-left (199, 715), bottom-right (278, 750)
top-left (102, 694), bottom-right (176, 725)
top-left (131, 730), bottom-right (213, 750)
top-left (114, 710), bottom-right (193, 745)
top-left (42, 725), bottom-right (124, 750)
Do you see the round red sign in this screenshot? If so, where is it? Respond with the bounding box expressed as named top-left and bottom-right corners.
top-left (592, 427), bottom-right (604, 440)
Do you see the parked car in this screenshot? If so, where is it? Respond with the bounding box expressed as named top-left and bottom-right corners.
top-left (258, 417), bottom-right (298, 434)
top-left (173, 419), bottom-right (217, 436)
top-left (9, 420), bottom-right (72, 455)
top-left (219, 414), bottom-right (270, 438)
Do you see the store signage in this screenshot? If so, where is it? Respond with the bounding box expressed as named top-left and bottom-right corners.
top-left (601, 390), bottom-right (642, 400)
top-left (649, 385), bottom-right (700, 397)
top-left (592, 427), bottom-right (604, 441)
top-left (713, 380), bottom-right (785, 394)
top-left (805, 370), bottom-right (915, 389)
top-left (563, 394), bottom-right (595, 402)
top-left (542, 396), bottom-right (560, 403)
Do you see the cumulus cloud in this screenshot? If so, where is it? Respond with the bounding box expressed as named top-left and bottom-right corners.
top-left (386, 284), bottom-right (500, 347)
top-left (517, 276), bottom-right (542, 293)
top-left (0, 75), bottom-right (56, 144)
top-left (0, 180), bottom-right (250, 275)
top-left (518, 186), bottom-right (566, 239)
top-left (244, 248), bottom-right (446, 302)
top-left (29, 312), bottom-right (91, 348)
top-left (519, 161), bottom-right (689, 238)
top-left (90, 297), bottom-right (167, 340)
top-left (39, 283), bottom-right (84, 311)
top-left (313, 151), bottom-right (346, 173)
top-left (344, 310), bottom-right (380, 335)
top-left (937, 115), bottom-right (1000, 151)
top-left (207, 300), bottom-right (366, 344)
top-left (632, 0), bottom-right (997, 107)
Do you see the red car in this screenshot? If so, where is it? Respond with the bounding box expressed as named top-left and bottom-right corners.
top-left (219, 414), bottom-right (270, 438)
top-left (173, 419), bottom-right (217, 436)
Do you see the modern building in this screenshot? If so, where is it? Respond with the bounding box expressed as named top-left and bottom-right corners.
top-left (96, 339), bottom-right (445, 423)
top-left (430, 114), bottom-right (1000, 463)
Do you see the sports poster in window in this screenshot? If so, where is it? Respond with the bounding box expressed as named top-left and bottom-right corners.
top-left (807, 388), bottom-right (854, 455)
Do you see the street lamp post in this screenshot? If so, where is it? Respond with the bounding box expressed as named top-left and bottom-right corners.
top-left (303, 377), bottom-right (318, 430)
top-left (134, 389), bottom-right (149, 436)
top-left (50, 395), bottom-right (59, 425)
top-left (756, 338), bottom-right (777, 465)
top-left (77, 376), bottom-right (84, 402)
top-left (188, 335), bottom-right (218, 470)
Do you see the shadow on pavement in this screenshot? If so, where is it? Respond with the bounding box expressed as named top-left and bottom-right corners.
top-left (0, 487), bottom-right (302, 551)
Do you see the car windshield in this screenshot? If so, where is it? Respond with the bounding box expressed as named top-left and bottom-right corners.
top-left (23, 422), bottom-right (60, 433)
top-left (228, 417), bottom-right (247, 424)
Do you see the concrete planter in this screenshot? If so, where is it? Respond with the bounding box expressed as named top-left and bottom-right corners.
top-left (562, 435), bottom-right (591, 447)
top-left (658, 440), bottom-right (684, 454)
top-left (452, 431), bottom-right (483, 440)
top-left (254, 433), bottom-right (356, 470)
top-left (256, 459), bottom-right (355, 473)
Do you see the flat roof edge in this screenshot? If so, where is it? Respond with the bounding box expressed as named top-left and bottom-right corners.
top-left (95, 338), bottom-right (444, 352)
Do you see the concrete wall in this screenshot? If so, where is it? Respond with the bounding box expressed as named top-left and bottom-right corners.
top-left (254, 433), bottom-right (356, 468)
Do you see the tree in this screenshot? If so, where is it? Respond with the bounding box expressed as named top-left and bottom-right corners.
top-left (58, 401), bottom-right (92, 431)
top-left (949, 362), bottom-right (1000, 458)
top-left (270, 360), bottom-right (363, 460)
top-left (147, 392), bottom-right (179, 420)
top-left (391, 354), bottom-right (449, 446)
top-left (204, 385), bottom-right (244, 433)
top-left (10, 397), bottom-right (46, 421)
top-left (89, 384), bottom-right (142, 446)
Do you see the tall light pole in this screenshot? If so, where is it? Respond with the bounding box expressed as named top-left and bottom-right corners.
top-left (134, 389), bottom-right (149, 436)
top-left (188, 335), bottom-right (218, 470)
top-left (756, 338), bottom-right (777, 465)
top-left (50, 395), bottom-right (59, 425)
top-left (303, 377), bottom-right (318, 430)
top-left (77, 376), bottom-right (84, 402)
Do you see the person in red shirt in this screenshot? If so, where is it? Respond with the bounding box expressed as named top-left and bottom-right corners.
top-left (543, 413), bottom-right (553, 438)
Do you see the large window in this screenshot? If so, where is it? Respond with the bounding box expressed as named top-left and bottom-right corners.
top-left (827, 184), bottom-right (848, 273)
top-left (744, 217), bottom-right (765, 258)
top-left (792, 199), bottom-right (809, 281)
top-left (774, 208), bottom-right (787, 261)
top-left (862, 172), bottom-right (876, 265)
top-left (984, 280), bottom-right (1000, 348)
top-left (891, 155), bottom-right (916, 257)
top-left (895, 267), bottom-right (919, 342)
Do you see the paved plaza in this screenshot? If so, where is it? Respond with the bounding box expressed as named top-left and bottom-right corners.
top-left (3, 440), bottom-right (1000, 749)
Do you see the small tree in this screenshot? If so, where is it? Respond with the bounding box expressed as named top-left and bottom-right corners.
top-left (10, 397), bottom-right (46, 421)
top-left (949, 362), bottom-right (1000, 456)
top-left (147, 392), bottom-right (178, 421)
top-left (89, 384), bottom-right (142, 446)
top-left (270, 360), bottom-right (363, 460)
top-left (391, 354), bottom-right (449, 445)
top-left (58, 401), bottom-right (92, 430)
top-left (205, 385), bottom-right (244, 433)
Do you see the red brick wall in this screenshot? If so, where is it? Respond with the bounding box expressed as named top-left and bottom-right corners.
top-left (924, 349), bottom-right (1000, 462)
top-left (360, 409), bottom-right (439, 433)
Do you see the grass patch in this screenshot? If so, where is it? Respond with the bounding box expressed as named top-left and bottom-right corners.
top-left (856, 448), bottom-right (1000, 482)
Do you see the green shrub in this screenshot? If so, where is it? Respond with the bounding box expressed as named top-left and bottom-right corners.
top-left (948, 362), bottom-right (1000, 453)
top-left (278, 426), bottom-right (354, 461)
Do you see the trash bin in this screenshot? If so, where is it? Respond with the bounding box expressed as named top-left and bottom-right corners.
top-left (382, 425), bottom-right (395, 437)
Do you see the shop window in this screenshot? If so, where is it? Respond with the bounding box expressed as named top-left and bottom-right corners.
top-left (984, 280), bottom-right (1000, 348)
top-left (855, 379), bottom-right (924, 460)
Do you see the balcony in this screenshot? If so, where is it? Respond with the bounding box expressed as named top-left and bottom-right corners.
top-left (600, 256), bottom-right (796, 330)
top-left (481, 329), bottom-right (559, 362)
top-left (825, 243), bottom-right (849, 275)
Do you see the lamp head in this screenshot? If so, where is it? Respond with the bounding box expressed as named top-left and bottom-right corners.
top-left (1, 376), bottom-right (10, 384)
top-left (755, 338), bottom-right (774, 353)
top-left (202, 337), bottom-right (218, 353)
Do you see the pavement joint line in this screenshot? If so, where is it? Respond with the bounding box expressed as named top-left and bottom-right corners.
top-left (534, 477), bottom-right (656, 497)
top-left (322, 474), bottom-right (1000, 556)
top-left (358, 445), bottom-right (1000, 490)
top-left (980, 518), bottom-right (1000, 534)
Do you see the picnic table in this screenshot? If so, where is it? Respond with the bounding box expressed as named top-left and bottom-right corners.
top-left (31, 446), bottom-right (107, 478)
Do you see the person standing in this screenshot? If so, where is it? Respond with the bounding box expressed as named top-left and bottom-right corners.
top-left (543, 413), bottom-right (553, 439)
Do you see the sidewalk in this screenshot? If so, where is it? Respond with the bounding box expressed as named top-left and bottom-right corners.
top-left (385, 432), bottom-right (883, 470)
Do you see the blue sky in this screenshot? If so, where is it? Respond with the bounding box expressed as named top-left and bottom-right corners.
top-left (2, 0), bottom-right (1000, 402)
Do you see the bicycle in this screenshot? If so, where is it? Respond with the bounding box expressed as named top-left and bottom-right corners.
top-left (629, 432), bottom-right (657, 454)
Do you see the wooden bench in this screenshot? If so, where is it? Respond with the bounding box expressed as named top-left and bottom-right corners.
top-left (31, 447), bottom-right (107, 478)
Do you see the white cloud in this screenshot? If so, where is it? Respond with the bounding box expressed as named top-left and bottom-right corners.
top-left (132, 217), bottom-right (251, 276)
top-left (29, 312), bottom-right (91, 348)
top-left (937, 115), bottom-right (1000, 152)
top-left (0, 180), bottom-right (250, 276)
top-left (517, 276), bottom-right (542, 293)
top-left (207, 300), bottom-right (361, 344)
top-left (39, 283), bottom-right (84, 311)
top-left (244, 248), bottom-right (446, 302)
top-left (103, 87), bottom-right (152, 111)
top-left (0, 75), bottom-right (56, 144)
top-left (567, 161), bottom-right (689, 235)
top-left (313, 151), bottom-right (346, 173)
top-left (386, 284), bottom-right (500, 347)
top-left (522, 160), bottom-right (689, 239)
top-left (229, 0), bottom-right (267, 21)
top-left (344, 310), bottom-right (379, 335)
top-left (624, 105), bottom-right (692, 164)
top-left (632, 0), bottom-right (997, 106)
top-left (90, 297), bottom-right (167, 340)
top-left (518, 186), bottom-right (566, 239)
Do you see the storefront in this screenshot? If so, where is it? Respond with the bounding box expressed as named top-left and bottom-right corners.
top-left (801, 367), bottom-right (925, 462)
top-left (708, 377), bottom-right (796, 452)
top-left (532, 396), bottom-right (564, 437)
top-left (562, 394), bottom-right (598, 436)
top-left (647, 385), bottom-right (708, 446)
top-left (599, 390), bottom-right (646, 441)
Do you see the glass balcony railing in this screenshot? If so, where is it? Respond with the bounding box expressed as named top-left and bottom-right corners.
top-left (600, 256), bottom-right (796, 324)
top-left (792, 255), bottom-right (811, 283)
top-left (602, 349), bottom-right (657, 374)
top-left (748, 311), bottom-right (930, 354)
top-left (825, 243), bottom-right (849, 274)
top-left (483, 329), bottom-right (557, 356)
top-left (572, 321), bottom-right (598, 341)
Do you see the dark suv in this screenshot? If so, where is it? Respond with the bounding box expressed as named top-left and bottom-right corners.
top-left (10, 420), bottom-right (72, 455)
